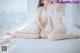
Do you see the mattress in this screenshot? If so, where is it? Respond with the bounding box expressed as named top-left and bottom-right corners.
top-left (9, 38), bottom-right (80, 53)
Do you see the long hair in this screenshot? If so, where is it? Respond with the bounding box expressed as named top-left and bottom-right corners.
top-left (38, 0), bottom-right (44, 8)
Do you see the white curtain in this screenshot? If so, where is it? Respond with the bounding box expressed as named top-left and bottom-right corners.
top-left (0, 0), bottom-right (39, 32)
top-left (64, 3), bottom-right (80, 35)
top-left (0, 0), bottom-right (28, 32)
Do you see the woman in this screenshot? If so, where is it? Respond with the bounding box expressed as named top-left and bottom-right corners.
top-left (37, 0), bottom-right (79, 40)
top-left (7, 0), bottom-right (79, 40)
top-left (47, 0), bottom-right (79, 40)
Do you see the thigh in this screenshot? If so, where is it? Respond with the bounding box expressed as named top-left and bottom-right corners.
top-left (15, 33), bottom-right (40, 39)
top-left (53, 26), bottom-right (66, 34)
top-left (48, 33), bottom-right (79, 40)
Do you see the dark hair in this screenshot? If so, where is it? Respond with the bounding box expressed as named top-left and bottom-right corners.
top-left (38, 0), bottom-right (44, 8)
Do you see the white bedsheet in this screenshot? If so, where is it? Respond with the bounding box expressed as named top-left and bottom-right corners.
top-left (10, 38), bottom-right (80, 53)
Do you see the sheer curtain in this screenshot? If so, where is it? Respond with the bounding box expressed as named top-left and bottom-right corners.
top-left (64, 2), bottom-right (80, 35)
top-left (0, 0), bottom-right (39, 33)
top-left (71, 4), bottom-right (80, 35)
top-left (0, 0), bottom-right (28, 32)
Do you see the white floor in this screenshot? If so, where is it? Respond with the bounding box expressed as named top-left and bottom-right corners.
top-left (9, 38), bottom-right (80, 53)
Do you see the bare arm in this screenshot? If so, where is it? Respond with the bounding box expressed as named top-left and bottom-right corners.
top-left (36, 7), bottom-right (44, 30)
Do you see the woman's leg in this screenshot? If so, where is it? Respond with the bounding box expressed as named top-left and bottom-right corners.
top-left (49, 17), bottom-right (79, 40)
top-left (10, 32), bottom-right (40, 39)
top-left (48, 33), bottom-right (79, 40)
top-left (48, 28), bottom-right (79, 40)
top-left (34, 17), bottom-right (50, 38)
top-left (7, 20), bottom-right (40, 39)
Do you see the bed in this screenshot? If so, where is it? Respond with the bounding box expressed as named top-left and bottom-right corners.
top-left (8, 38), bottom-right (80, 53)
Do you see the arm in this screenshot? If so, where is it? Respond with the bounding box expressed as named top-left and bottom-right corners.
top-left (36, 7), bottom-right (44, 30)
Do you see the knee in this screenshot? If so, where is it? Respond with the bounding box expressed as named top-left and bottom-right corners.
top-left (53, 27), bottom-right (66, 34)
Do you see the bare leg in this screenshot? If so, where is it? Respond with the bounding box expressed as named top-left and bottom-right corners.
top-left (48, 33), bottom-right (79, 40)
top-left (7, 32), bottom-right (40, 39)
top-left (7, 20), bottom-right (40, 39)
top-left (39, 17), bottom-right (53, 38)
top-left (48, 27), bottom-right (79, 40)
top-left (49, 17), bottom-right (79, 40)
